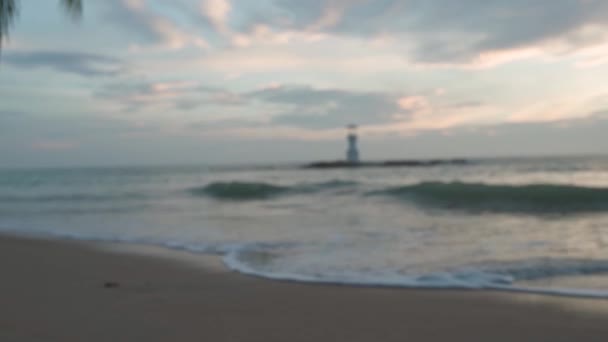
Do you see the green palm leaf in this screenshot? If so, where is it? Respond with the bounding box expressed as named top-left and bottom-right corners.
top-left (0, 0), bottom-right (18, 50)
top-left (0, 0), bottom-right (82, 50)
top-left (61, 0), bottom-right (82, 18)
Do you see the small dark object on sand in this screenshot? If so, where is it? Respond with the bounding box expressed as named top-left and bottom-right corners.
top-left (103, 281), bottom-right (120, 289)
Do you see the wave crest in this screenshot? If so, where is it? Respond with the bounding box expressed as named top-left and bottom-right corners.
top-left (191, 182), bottom-right (289, 200)
top-left (190, 179), bottom-right (358, 200)
top-left (222, 242), bottom-right (608, 298)
top-left (374, 182), bottom-right (608, 213)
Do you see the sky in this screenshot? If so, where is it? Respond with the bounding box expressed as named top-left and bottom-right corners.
top-left (1, 0), bottom-right (608, 167)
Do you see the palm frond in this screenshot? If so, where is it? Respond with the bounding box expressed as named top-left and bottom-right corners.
top-left (0, 0), bottom-right (82, 52)
top-left (60, 0), bottom-right (82, 19)
top-left (0, 0), bottom-right (18, 49)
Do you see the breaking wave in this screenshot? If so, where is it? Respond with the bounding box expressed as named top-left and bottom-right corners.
top-left (190, 182), bottom-right (289, 200)
top-left (222, 243), bottom-right (608, 298)
top-left (190, 180), bottom-right (358, 200)
top-left (374, 182), bottom-right (608, 213)
top-left (195, 180), bottom-right (608, 213)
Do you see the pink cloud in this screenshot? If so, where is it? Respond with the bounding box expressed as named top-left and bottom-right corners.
top-left (202, 0), bottom-right (232, 34)
top-left (123, 0), bottom-right (209, 51)
top-left (398, 96), bottom-right (430, 111)
top-left (307, 0), bottom-right (351, 32)
top-left (573, 42), bottom-right (608, 68)
top-left (199, 46), bottom-right (408, 73)
top-left (200, 125), bottom-right (343, 141)
top-left (410, 46), bottom-right (545, 71)
top-left (409, 25), bottom-right (608, 70)
top-left (507, 100), bottom-right (592, 124)
top-left (151, 19), bottom-right (209, 50)
top-left (150, 81), bottom-right (199, 93)
top-left (434, 88), bottom-right (446, 96)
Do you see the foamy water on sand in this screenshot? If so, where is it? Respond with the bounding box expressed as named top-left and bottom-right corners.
top-left (2, 156), bottom-right (608, 297)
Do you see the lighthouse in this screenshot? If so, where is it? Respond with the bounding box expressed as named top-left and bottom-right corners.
top-left (346, 124), bottom-right (360, 164)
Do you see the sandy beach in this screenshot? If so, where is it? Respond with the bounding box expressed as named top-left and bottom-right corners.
top-left (0, 235), bottom-right (607, 341)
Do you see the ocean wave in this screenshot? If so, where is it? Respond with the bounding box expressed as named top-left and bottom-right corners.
top-left (474, 258), bottom-right (608, 281)
top-left (223, 243), bottom-right (608, 298)
top-left (190, 179), bottom-right (358, 200)
top-left (373, 182), bottom-right (608, 213)
top-left (190, 182), bottom-right (290, 200)
top-left (298, 180), bottom-right (359, 192)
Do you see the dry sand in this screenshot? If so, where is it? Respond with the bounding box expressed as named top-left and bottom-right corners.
top-left (1, 235), bottom-right (608, 341)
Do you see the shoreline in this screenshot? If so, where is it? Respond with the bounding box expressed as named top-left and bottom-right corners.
top-left (10, 231), bottom-right (608, 300)
top-left (2, 234), bottom-right (608, 341)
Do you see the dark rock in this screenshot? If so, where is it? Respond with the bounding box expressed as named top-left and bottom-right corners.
top-left (304, 159), bottom-right (470, 169)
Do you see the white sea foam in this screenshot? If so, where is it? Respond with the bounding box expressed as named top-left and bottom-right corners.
top-left (3, 225), bottom-right (608, 299)
top-left (220, 241), bottom-right (608, 299)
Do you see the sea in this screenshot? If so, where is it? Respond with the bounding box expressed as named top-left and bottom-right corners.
top-left (2, 155), bottom-right (608, 298)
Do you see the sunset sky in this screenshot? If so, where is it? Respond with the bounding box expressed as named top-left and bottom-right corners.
top-left (1, 0), bottom-right (608, 167)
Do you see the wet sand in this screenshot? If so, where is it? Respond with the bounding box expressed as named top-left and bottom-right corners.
top-left (1, 234), bottom-right (608, 342)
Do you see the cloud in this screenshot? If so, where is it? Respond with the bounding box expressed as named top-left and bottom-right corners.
top-left (188, 117), bottom-right (268, 131)
top-left (202, 0), bottom-right (232, 34)
top-left (248, 85), bottom-right (409, 129)
top-left (398, 96), bottom-right (430, 111)
top-left (95, 80), bottom-right (200, 111)
top-left (94, 79), bottom-right (244, 112)
top-left (3, 50), bottom-right (125, 77)
top-left (103, 0), bottom-right (208, 50)
top-left (94, 79), bottom-right (492, 132)
top-left (242, 85), bottom-right (495, 132)
top-left (92, 1), bottom-right (608, 69)
top-left (506, 92), bottom-right (607, 124)
top-left (247, 0), bottom-right (608, 66)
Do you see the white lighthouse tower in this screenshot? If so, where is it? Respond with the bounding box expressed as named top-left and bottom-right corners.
top-left (346, 124), bottom-right (360, 164)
